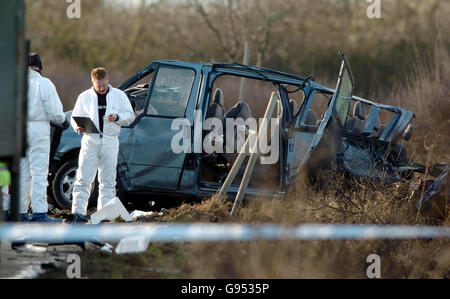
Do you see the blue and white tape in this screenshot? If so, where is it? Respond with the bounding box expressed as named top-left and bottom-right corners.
top-left (0, 223), bottom-right (448, 243)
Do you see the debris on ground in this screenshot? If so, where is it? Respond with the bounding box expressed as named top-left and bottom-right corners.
top-left (416, 167), bottom-right (449, 222)
top-left (130, 210), bottom-right (155, 220)
top-left (99, 243), bottom-right (114, 254)
top-left (130, 208), bottom-right (170, 222)
top-left (115, 235), bottom-right (150, 254)
top-left (90, 197), bottom-right (133, 224)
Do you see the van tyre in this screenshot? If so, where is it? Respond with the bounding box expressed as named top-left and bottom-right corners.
top-left (52, 159), bottom-right (98, 210)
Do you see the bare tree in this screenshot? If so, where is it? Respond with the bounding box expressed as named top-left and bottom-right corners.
top-left (186, 0), bottom-right (294, 64)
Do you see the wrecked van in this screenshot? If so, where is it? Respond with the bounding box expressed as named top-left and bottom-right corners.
top-left (48, 55), bottom-right (424, 209)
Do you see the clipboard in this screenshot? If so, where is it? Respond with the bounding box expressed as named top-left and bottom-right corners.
top-left (73, 116), bottom-right (100, 134)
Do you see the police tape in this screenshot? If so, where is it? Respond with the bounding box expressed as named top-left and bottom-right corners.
top-left (0, 223), bottom-right (449, 243)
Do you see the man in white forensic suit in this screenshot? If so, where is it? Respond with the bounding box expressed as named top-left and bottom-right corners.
top-left (2, 185), bottom-right (10, 221)
top-left (68, 67), bottom-right (135, 223)
top-left (20, 53), bottom-right (67, 222)
top-left (1, 168), bottom-right (10, 221)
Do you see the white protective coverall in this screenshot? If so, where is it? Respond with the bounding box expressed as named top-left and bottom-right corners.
top-left (2, 186), bottom-right (9, 214)
top-left (19, 70), bottom-right (66, 214)
top-left (70, 85), bottom-right (135, 215)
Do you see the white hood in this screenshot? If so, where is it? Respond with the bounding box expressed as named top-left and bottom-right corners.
top-left (27, 70), bottom-right (66, 123)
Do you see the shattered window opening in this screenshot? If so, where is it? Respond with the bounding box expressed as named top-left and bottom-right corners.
top-left (125, 73), bottom-right (154, 118)
top-left (285, 84), bottom-right (305, 117)
top-left (299, 90), bottom-right (329, 128)
top-left (147, 66), bottom-right (196, 118)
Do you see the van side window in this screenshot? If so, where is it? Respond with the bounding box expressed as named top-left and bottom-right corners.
top-left (147, 66), bottom-right (195, 117)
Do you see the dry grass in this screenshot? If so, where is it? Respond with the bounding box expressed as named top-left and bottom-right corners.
top-left (142, 43), bottom-right (450, 278)
top-left (67, 44), bottom-right (449, 279)
top-left (182, 239), bottom-right (449, 279)
top-left (131, 170), bottom-right (448, 279)
top-left (385, 41), bottom-right (450, 165)
top-left (45, 175), bottom-right (447, 279)
top-left (162, 195), bottom-right (234, 223)
top-left (38, 20), bottom-right (450, 280)
top-left (92, 172), bottom-right (445, 279)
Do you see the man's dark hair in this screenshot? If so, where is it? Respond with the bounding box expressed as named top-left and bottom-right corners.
top-left (28, 53), bottom-right (43, 70)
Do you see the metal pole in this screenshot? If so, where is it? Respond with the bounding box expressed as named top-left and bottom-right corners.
top-left (0, 189), bottom-right (3, 222)
top-left (217, 138), bottom-right (251, 198)
top-left (239, 42), bottom-right (251, 103)
top-left (230, 92), bottom-right (279, 216)
top-left (9, 158), bottom-right (20, 222)
top-left (217, 42), bottom-right (251, 198)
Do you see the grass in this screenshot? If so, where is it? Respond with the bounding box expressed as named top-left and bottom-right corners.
top-left (42, 42), bottom-right (450, 280)
top-left (385, 41), bottom-right (450, 165)
top-left (42, 172), bottom-right (447, 279)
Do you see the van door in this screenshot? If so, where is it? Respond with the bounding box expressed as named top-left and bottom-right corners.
top-left (125, 63), bottom-right (202, 191)
top-left (287, 54), bottom-right (355, 182)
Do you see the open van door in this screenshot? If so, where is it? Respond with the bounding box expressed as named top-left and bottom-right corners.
top-left (287, 52), bottom-right (355, 182)
top-left (123, 62), bottom-right (202, 191)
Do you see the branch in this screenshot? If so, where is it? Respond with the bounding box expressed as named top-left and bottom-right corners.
top-left (188, 0), bottom-right (238, 61)
top-left (227, 0), bottom-right (241, 58)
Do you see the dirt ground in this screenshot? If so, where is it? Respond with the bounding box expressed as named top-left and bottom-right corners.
top-left (1, 37), bottom-right (449, 280)
top-left (7, 175), bottom-right (442, 279)
top-left (34, 239), bottom-right (449, 279)
top-left (0, 242), bottom-right (83, 279)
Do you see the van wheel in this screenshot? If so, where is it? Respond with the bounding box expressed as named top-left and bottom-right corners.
top-left (52, 160), bottom-right (98, 210)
